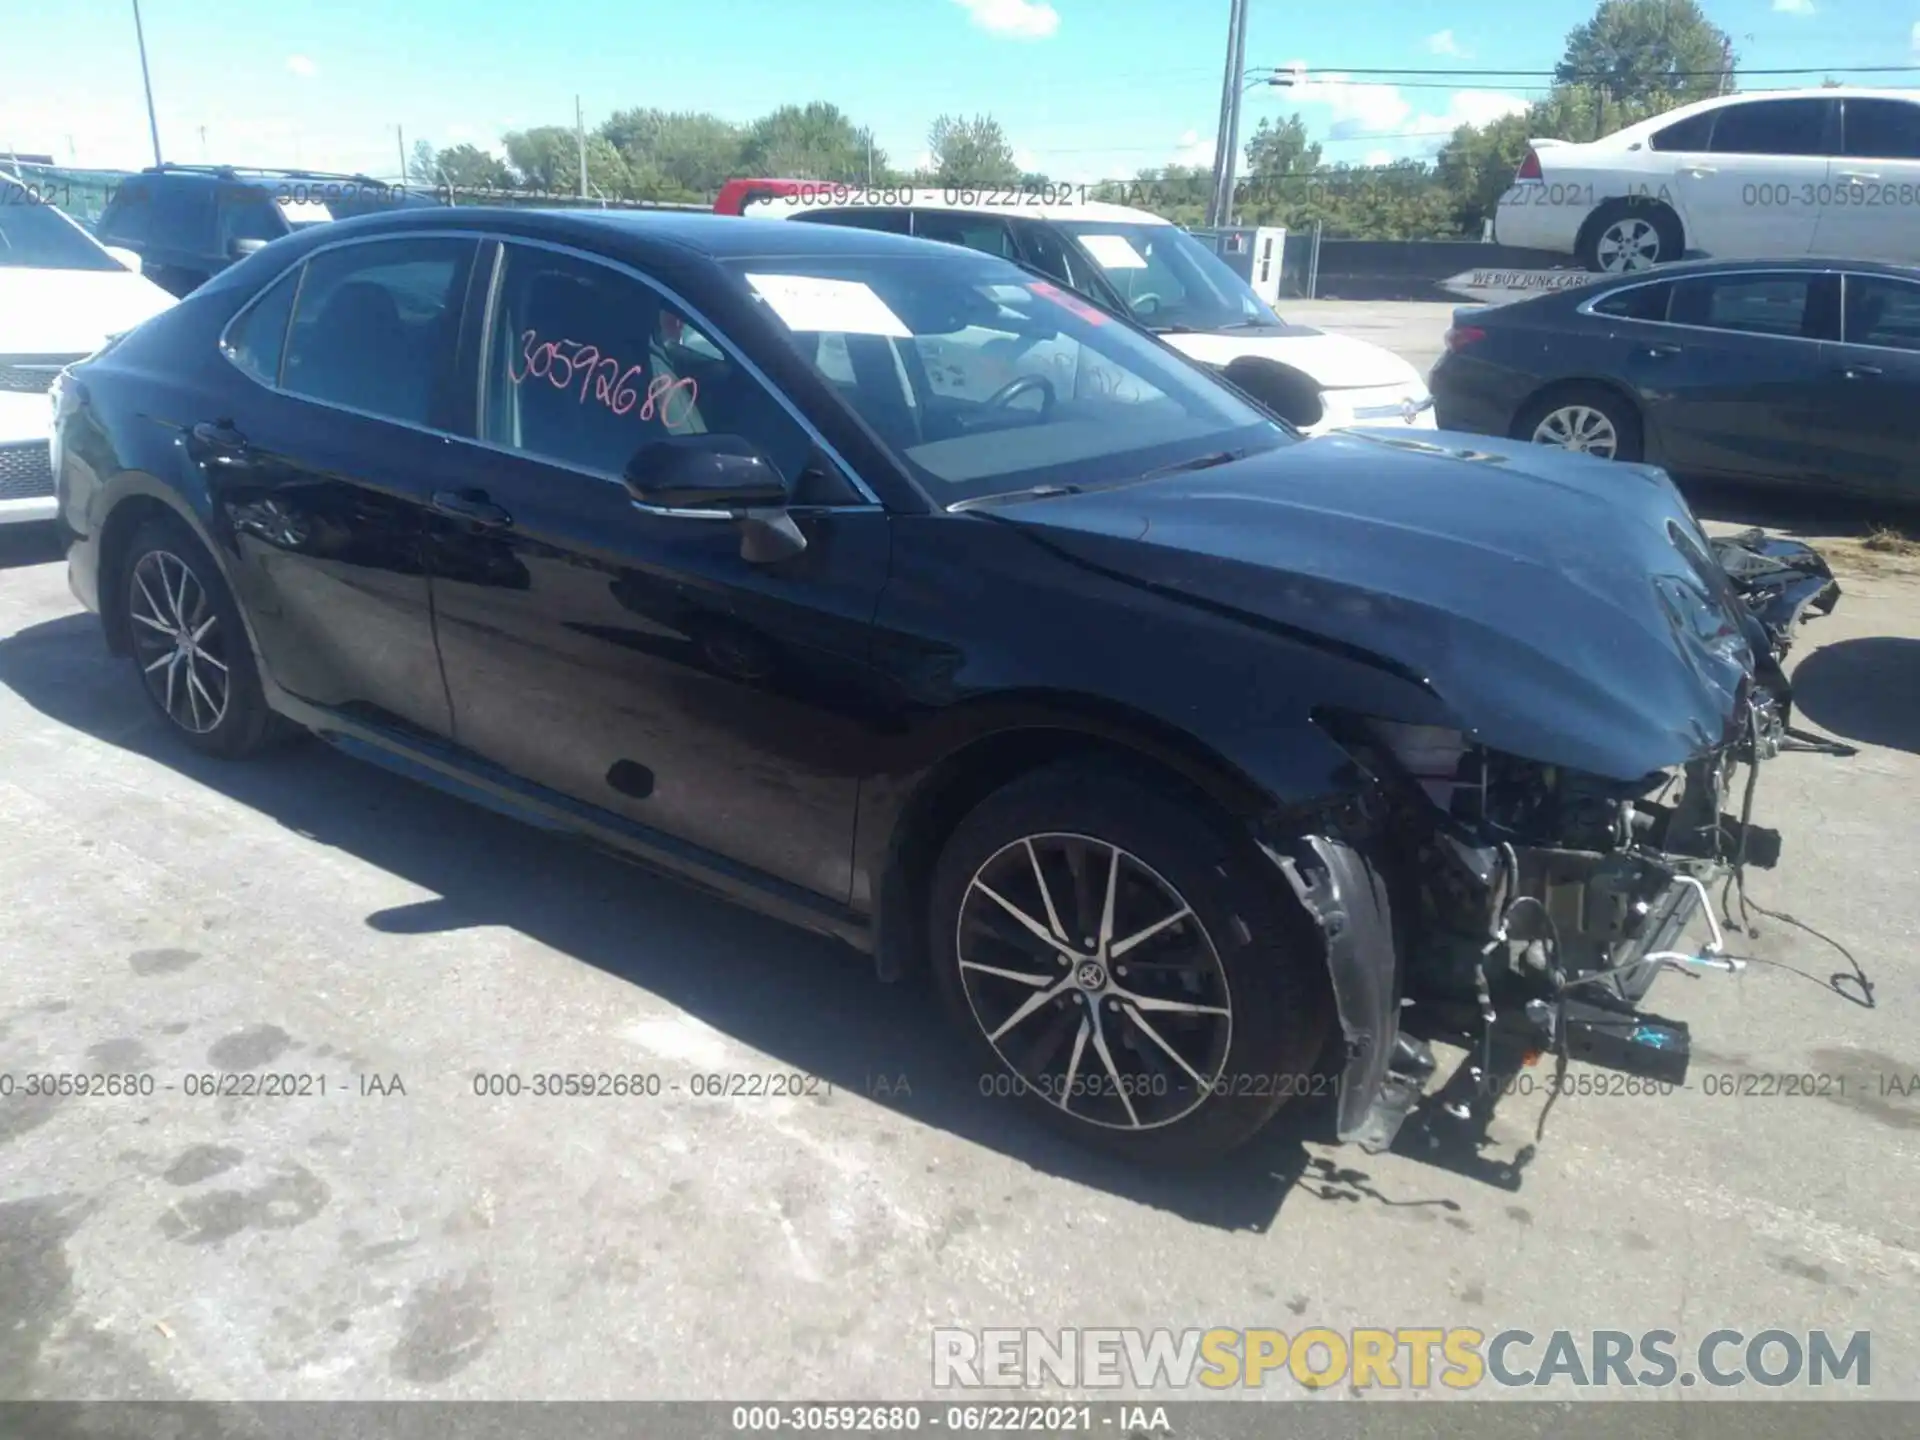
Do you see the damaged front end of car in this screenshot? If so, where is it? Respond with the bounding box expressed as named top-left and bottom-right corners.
top-left (1259, 663), bottom-right (1815, 1170)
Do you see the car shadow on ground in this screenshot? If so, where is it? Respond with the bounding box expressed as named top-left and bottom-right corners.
top-left (0, 525), bottom-right (65, 572)
top-left (1678, 479), bottom-right (1919, 541)
top-left (0, 610), bottom-right (1484, 1233)
top-left (1789, 637), bottom-right (1920, 755)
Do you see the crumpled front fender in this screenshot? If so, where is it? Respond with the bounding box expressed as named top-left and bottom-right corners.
top-left (1265, 834), bottom-right (1399, 1143)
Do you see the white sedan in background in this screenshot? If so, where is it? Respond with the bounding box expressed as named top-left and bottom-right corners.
top-left (1494, 86), bottom-right (1920, 273)
top-left (730, 185), bottom-right (1435, 435)
top-left (1, 175), bottom-right (176, 525)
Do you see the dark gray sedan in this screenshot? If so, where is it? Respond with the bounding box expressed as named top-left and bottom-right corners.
top-left (1428, 257), bottom-right (1920, 500)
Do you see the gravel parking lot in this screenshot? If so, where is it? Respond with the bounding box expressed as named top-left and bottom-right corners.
top-left (3, 304), bottom-right (1916, 1408)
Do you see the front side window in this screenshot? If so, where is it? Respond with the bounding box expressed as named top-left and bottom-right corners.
top-left (0, 183), bottom-right (123, 271)
top-left (482, 244), bottom-right (813, 482)
top-left (1842, 275), bottom-right (1920, 352)
top-left (280, 237), bottom-right (474, 424)
top-left (95, 181), bottom-right (154, 246)
top-left (1707, 98), bottom-right (1832, 157)
top-left (219, 193), bottom-right (283, 249)
top-left (1841, 99), bottom-right (1920, 161)
top-left (728, 249), bottom-right (1288, 503)
top-left (146, 184), bottom-right (217, 247)
top-left (1670, 274), bottom-right (1816, 338)
top-left (1054, 220), bottom-right (1276, 332)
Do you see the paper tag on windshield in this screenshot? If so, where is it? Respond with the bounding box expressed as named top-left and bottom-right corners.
top-left (745, 273), bottom-right (910, 337)
top-left (275, 198), bottom-right (333, 225)
top-left (1076, 233), bottom-right (1148, 269)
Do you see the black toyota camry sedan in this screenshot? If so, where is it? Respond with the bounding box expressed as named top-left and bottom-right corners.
top-left (53, 208), bottom-right (1811, 1164)
top-left (1429, 257), bottom-right (1919, 500)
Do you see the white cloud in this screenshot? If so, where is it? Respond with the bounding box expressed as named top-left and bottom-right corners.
top-left (1913, 19), bottom-right (1920, 50)
top-left (1278, 61), bottom-right (1530, 150)
top-left (1363, 148), bottom-right (1394, 166)
top-left (1173, 128), bottom-right (1215, 166)
top-left (1772, 0), bottom-right (1815, 12)
top-left (286, 55), bottom-right (317, 77)
top-left (1426, 30), bottom-right (1468, 57)
top-left (950, 0), bottom-right (1060, 39)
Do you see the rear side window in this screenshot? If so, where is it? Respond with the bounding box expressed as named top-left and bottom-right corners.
top-left (1841, 99), bottom-right (1920, 161)
top-left (789, 207), bottom-right (912, 235)
top-left (279, 237), bottom-right (475, 425)
top-left (222, 266), bottom-right (303, 384)
top-left (146, 183), bottom-right (217, 247)
top-left (96, 181), bottom-right (154, 245)
top-left (1670, 274), bottom-right (1816, 338)
top-left (1707, 98), bottom-right (1832, 157)
top-left (1591, 281), bottom-right (1672, 322)
top-left (910, 212), bottom-right (1019, 258)
top-left (1015, 221), bottom-right (1103, 295)
top-left (1649, 111), bottom-right (1715, 153)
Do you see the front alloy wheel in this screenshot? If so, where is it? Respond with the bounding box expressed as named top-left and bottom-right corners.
top-left (956, 833), bottom-right (1233, 1132)
top-left (1595, 215), bottom-right (1663, 272)
top-left (128, 549), bottom-right (230, 734)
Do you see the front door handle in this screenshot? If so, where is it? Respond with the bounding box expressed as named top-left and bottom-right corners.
top-left (1640, 342), bottom-right (1683, 358)
top-left (188, 419), bottom-right (251, 467)
top-left (431, 488), bottom-right (512, 527)
top-left (1680, 165), bottom-right (1717, 177)
top-left (1835, 363), bottom-right (1883, 380)
top-left (1835, 170), bottom-right (1880, 182)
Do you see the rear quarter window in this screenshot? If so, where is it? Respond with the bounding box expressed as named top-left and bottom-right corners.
top-left (1591, 281), bottom-right (1673, 322)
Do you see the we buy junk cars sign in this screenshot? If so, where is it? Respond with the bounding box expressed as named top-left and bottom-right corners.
top-left (1441, 267), bottom-right (1594, 305)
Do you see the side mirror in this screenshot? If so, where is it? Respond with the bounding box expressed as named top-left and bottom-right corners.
top-left (623, 433), bottom-right (789, 511)
top-left (229, 237), bottom-right (269, 260)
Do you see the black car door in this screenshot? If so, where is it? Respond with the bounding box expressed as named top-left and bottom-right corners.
top-left (1622, 269), bottom-right (1837, 484)
top-left (1807, 271), bottom-right (1920, 498)
top-left (424, 239), bottom-right (890, 903)
top-left (206, 232), bottom-right (481, 738)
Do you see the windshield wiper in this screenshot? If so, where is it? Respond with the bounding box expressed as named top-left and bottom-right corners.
top-left (947, 484), bottom-right (1086, 512)
top-left (1136, 449), bottom-right (1247, 482)
top-left (1148, 322), bottom-right (1205, 334)
top-left (1213, 318), bottom-right (1274, 331)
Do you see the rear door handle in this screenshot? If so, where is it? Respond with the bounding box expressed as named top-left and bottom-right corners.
top-left (189, 419), bottom-right (251, 466)
top-left (1835, 363), bottom-right (1883, 380)
top-left (1835, 170), bottom-right (1880, 182)
top-left (1640, 342), bottom-right (1683, 358)
top-left (431, 488), bottom-right (512, 528)
top-left (1680, 165), bottom-right (1716, 177)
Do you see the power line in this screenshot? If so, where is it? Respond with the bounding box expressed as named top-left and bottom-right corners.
top-left (1258, 63), bottom-right (1920, 81)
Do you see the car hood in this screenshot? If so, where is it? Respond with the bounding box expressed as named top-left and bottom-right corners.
top-left (1161, 327), bottom-right (1424, 391)
top-left (988, 428), bottom-right (1757, 781)
top-left (0, 265), bottom-right (176, 354)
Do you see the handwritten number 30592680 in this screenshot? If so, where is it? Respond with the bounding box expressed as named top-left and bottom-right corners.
top-left (507, 330), bottom-right (699, 431)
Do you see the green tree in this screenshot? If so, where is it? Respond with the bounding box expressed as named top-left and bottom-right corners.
top-left (407, 139), bottom-right (442, 186)
top-left (601, 108), bottom-right (744, 199)
top-left (739, 102), bottom-right (881, 182)
top-left (926, 113), bottom-right (1020, 185)
top-left (1556, 0), bottom-right (1734, 108)
top-left (503, 126), bottom-right (631, 197)
top-left (1243, 113), bottom-right (1321, 178)
top-left (435, 143), bottom-right (514, 192)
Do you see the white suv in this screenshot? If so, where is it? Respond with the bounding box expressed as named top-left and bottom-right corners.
top-left (724, 185), bottom-right (1434, 436)
top-left (1494, 87), bottom-right (1920, 273)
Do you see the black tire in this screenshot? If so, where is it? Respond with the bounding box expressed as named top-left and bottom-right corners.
top-left (1513, 383), bottom-right (1644, 464)
top-left (119, 512), bottom-right (285, 758)
top-left (1577, 200), bottom-right (1683, 274)
top-left (928, 759), bottom-right (1333, 1166)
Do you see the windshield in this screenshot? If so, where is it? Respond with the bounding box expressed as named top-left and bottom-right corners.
top-left (0, 183), bottom-right (124, 272)
top-left (726, 249), bottom-right (1289, 504)
top-left (1054, 220), bottom-right (1277, 333)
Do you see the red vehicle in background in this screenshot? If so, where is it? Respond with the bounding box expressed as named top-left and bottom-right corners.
top-left (712, 178), bottom-right (809, 215)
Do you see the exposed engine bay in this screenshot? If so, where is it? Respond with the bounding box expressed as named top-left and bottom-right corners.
top-left (1269, 531), bottom-right (1850, 1174)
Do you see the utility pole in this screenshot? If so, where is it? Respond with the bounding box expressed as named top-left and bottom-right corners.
top-left (132, 0), bottom-right (163, 165)
top-left (576, 95), bottom-right (588, 199)
top-left (1205, 0), bottom-right (1250, 227)
top-left (1718, 36), bottom-right (1734, 96)
top-left (396, 123), bottom-right (407, 183)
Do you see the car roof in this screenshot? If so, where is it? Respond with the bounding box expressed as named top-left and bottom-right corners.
top-left (1587, 256), bottom-right (1920, 282)
top-left (749, 188), bottom-right (1170, 226)
top-left (303, 205), bottom-right (978, 262)
top-left (127, 167), bottom-right (398, 190)
top-left (1595, 86), bottom-right (1920, 140)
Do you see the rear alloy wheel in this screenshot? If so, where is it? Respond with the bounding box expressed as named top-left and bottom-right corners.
top-left (929, 760), bottom-right (1332, 1165)
top-left (1516, 385), bottom-right (1644, 464)
top-left (121, 514), bottom-right (285, 758)
top-left (1579, 201), bottom-right (1683, 274)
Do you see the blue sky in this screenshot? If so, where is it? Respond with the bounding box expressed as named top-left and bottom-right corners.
top-left (5, 0), bottom-right (1918, 182)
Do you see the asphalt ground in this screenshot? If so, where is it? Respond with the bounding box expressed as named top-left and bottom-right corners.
top-left (1, 303), bottom-right (1915, 1410)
